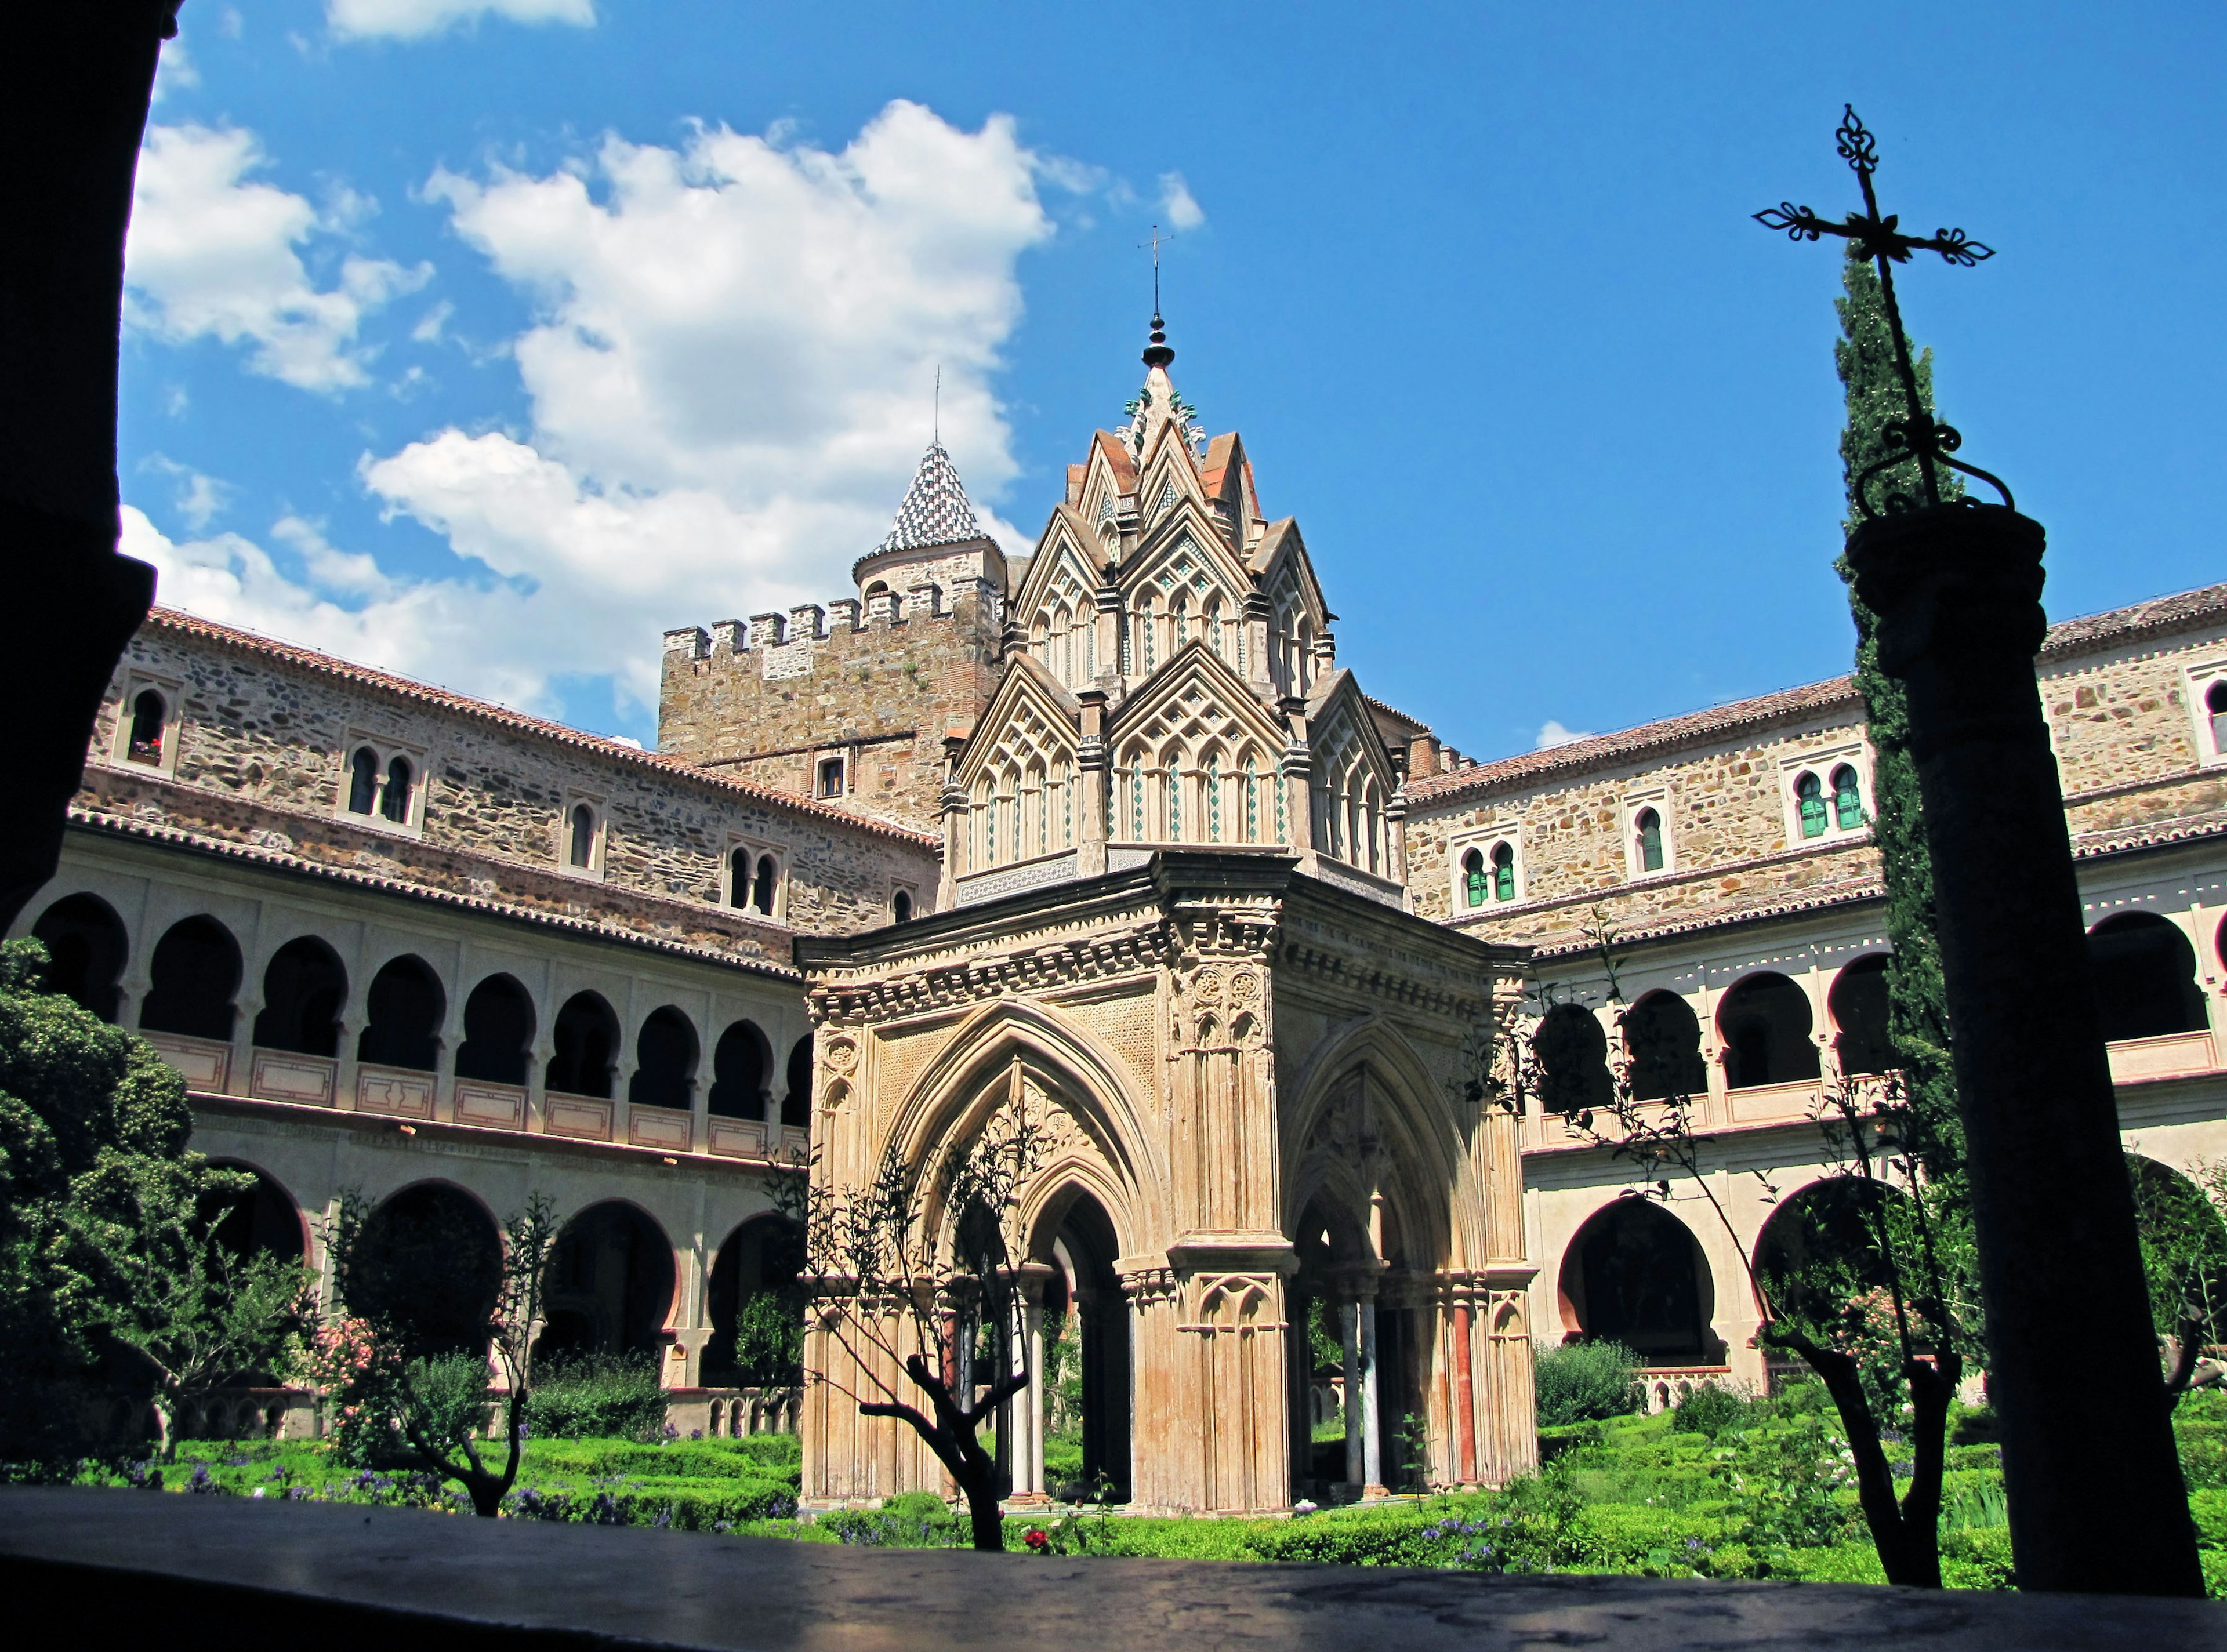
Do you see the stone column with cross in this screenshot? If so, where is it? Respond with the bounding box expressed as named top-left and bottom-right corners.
top-left (1760, 106), bottom-right (2201, 1598)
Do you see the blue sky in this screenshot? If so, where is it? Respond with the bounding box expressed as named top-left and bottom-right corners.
top-left (124, 0), bottom-right (2226, 757)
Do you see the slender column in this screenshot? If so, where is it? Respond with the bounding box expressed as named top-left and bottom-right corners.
top-left (1359, 1297), bottom-right (1383, 1494)
top-left (332, 1011), bottom-right (364, 1110)
top-left (1452, 1294), bottom-right (1478, 1486)
top-left (1024, 1288), bottom-right (1046, 1499)
top-left (227, 985), bottom-right (262, 1099)
top-left (1846, 502), bottom-right (2201, 1596)
top-left (1339, 1296), bottom-right (1363, 1488)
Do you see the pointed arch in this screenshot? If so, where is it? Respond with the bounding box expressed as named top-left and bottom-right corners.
top-left (886, 997), bottom-right (1165, 1248)
top-left (1282, 1014), bottom-right (1474, 1273)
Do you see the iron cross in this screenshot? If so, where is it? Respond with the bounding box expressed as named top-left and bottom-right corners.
top-left (1140, 223), bottom-right (1174, 315)
top-left (1757, 105), bottom-right (2012, 516)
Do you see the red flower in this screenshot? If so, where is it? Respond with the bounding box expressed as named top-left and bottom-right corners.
top-left (1022, 1527), bottom-right (1050, 1552)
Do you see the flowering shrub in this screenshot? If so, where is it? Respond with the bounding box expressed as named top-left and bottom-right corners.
top-left (296, 1317), bottom-right (398, 1466)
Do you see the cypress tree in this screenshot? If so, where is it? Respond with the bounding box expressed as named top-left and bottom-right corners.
top-left (1833, 248), bottom-right (1965, 1179)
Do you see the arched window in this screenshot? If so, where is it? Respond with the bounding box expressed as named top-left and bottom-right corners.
top-left (729, 848), bottom-right (752, 910)
top-left (708, 1021), bottom-right (769, 1120)
top-left (358, 956), bottom-right (444, 1072)
top-left (455, 975), bottom-right (534, 1087)
top-left (126, 688), bottom-right (166, 764)
top-left (547, 992), bottom-right (619, 1098)
top-left (1634, 808), bottom-right (1664, 874)
top-left (781, 1036), bottom-right (813, 1130)
top-left (381, 754), bottom-right (413, 824)
top-left (2211, 681), bottom-right (2227, 754)
top-left (891, 889), bottom-right (913, 924)
top-left (1717, 972), bottom-right (1822, 1089)
top-left (31, 893), bottom-right (127, 1022)
top-left (1492, 841), bottom-right (1516, 901)
top-left (140, 916), bottom-right (241, 1042)
top-left (1829, 954), bottom-right (1896, 1076)
top-left (347, 746), bottom-right (380, 815)
top-left (752, 854), bottom-right (778, 916)
top-left (253, 937), bottom-right (346, 1057)
top-left (1461, 848), bottom-right (1488, 909)
top-left (1831, 765), bottom-right (1865, 830)
top-left (1532, 1004), bottom-right (1613, 1116)
top-left (2088, 912), bottom-right (2208, 1042)
top-left (1625, 991), bottom-right (1707, 1101)
top-left (1794, 771), bottom-right (1826, 840)
top-left (567, 804), bottom-right (597, 869)
top-left (629, 1007), bottom-right (698, 1112)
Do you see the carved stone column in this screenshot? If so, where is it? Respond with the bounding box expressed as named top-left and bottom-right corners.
top-left (938, 732), bottom-right (967, 908)
top-left (1075, 689), bottom-right (1108, 878)
top-left (1278, 695), bottom-right (1313, 859)
top-left (1845, 502), bottom-right (2200, 1596)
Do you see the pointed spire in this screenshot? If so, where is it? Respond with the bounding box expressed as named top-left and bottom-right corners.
top-left (880, 441), bottom-right (983, 553)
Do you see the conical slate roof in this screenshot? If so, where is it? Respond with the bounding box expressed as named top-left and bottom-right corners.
top-left (880, 441), bottom-right (983, 552)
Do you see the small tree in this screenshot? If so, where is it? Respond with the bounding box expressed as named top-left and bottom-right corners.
top-left (313, 1188), bottom-right (559, 1516)
top-left (783, 1097), bottom-right (1044, 1551)
top-left (0, 937), bottom-right (290, 1471)
top-left (1525, 912), bottom-right (1982, 1589)
top-left (81, 1167), bottom-right (312, 1461)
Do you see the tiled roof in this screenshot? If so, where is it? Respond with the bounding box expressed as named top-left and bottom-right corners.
top-left (68, 805), bottom-right (804, 979)
top-left (1405, 677), bottom-right (1860, 805)
top-left (1408, 581), bottom-right (2227, 809)
top-left (140, 608), bottom-right (940, 849)
top-left (880, 441), bottom-right (984, 553)
top-left (2039, 581), bottom-right (2227, 659)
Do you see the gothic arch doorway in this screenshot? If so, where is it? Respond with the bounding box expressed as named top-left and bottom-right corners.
top-left (1032, 1186), bottom-right (1130, 1504)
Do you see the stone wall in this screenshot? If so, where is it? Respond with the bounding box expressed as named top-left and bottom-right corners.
top-left (658, 586), bottom-right (1004, 838)
top-left (97, 611), bottom-right (941, 965)
top-left (1402, 586), bottom-right (2227, 954)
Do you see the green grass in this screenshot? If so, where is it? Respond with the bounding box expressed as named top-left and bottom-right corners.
top-left (76, 1387), bottom-right (2227, 1595)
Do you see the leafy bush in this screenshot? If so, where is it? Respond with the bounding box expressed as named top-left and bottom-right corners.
top-left (730, 1290), bottom-right (803, 1386)
top-left (525, 1352), bottom-right (667, 1442)
top-left (1669, 1383), bottom-right (1754, 1438)
top-left (1534, 1340), bottom-right (1641, 1426)
top-left (818, 1490), bottom-right (962, 1546)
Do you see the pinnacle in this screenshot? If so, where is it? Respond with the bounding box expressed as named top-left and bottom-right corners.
top-left (880, 441), bottom-right (984, 554)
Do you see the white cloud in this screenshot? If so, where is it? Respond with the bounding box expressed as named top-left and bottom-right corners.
top-left (140, 455), bottom-right (233, 530)
top-left (125, 124), bottom-right (429, 393)
top-left (1536, 720), bottom-right (1592, 749)
top-left (1156, 171), bottom-right (1205, 232)
top-left (327, 0), bottom-right (594, 40)
top-left (140, 101), bottom-right (1068, 729)
top-left (124, 506), bottom-right (549, 710)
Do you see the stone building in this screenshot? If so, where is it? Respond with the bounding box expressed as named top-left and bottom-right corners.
top-left (19, 291), bottom-right (2227, 1493)
top-left (17, 605), bottom-right (940, 1437)
top-left (1397, 583), bottom-right (2227, 1402)
top-left (781, 322), bottom-right (1536, 1513)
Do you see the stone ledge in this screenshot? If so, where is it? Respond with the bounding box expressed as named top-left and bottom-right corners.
top-left (1, 1486), bottom-right (2214, 1650)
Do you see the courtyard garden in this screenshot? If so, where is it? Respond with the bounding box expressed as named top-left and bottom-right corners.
top-left (73, 1368), bottom-right (2227, 1596)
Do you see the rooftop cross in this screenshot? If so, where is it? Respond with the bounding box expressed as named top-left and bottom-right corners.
top-left (1756, 106), bottom-right (2013, 517)
top-left (1138, 224), bottom-right (1177, 369)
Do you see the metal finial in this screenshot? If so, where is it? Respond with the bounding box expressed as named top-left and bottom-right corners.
top-left (1140, 225), bottom-right (1176, 370)
top-left (1755, 104), bottom-right (2013, 518)
top-left (933, 364), bottom-right (940, 444)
